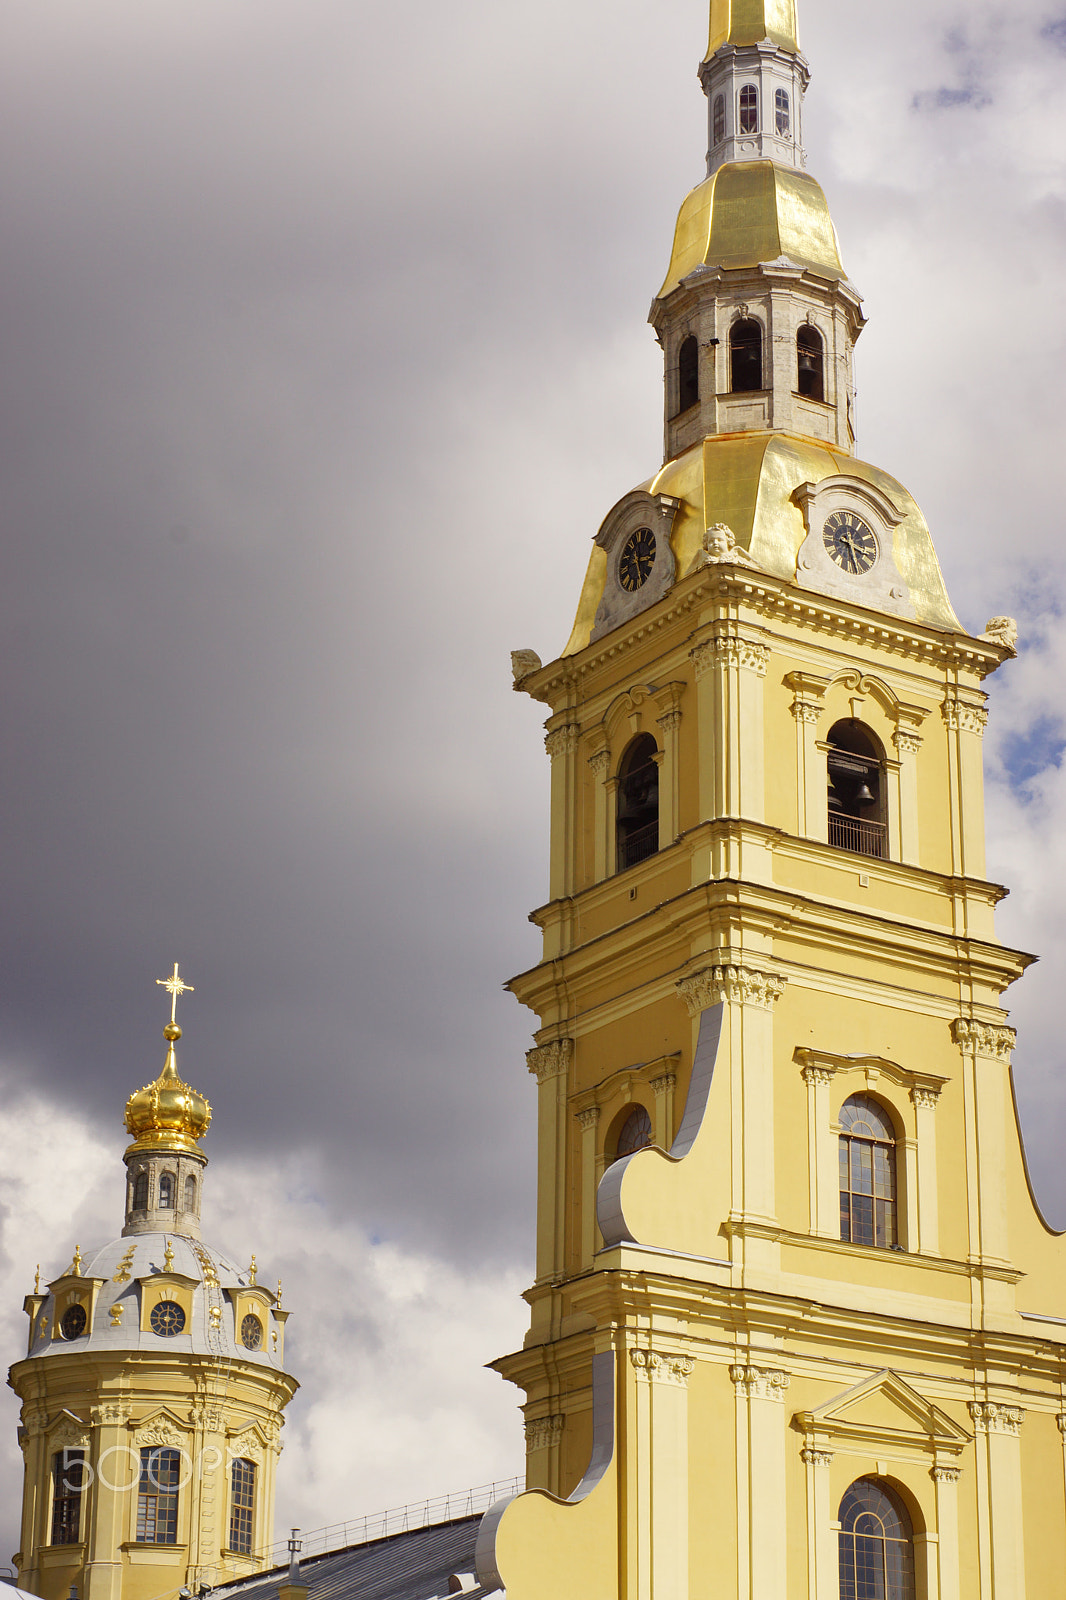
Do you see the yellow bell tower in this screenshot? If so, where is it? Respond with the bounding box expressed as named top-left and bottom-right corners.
top-left (476, 3), bottom-right (1066, 1598)
top-left (8, 968), bottom-right (297, 1600)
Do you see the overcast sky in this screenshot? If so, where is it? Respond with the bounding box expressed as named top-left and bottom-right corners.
top-left (2, 0), bottom-right (1066, 1562)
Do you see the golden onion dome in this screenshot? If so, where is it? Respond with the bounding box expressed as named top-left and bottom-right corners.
top-left (706, 0), bottom-right (800, 59)
top-left (124, 1022), bottom-right (212, 1154)
top-left (657, 161), bottom-right (845, 300)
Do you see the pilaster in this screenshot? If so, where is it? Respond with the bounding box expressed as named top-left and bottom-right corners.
top-left (576, 1106), bottom-right (601, 1269)
top-left (800, 1062), bottom-right (835, 1238)
top-left (969, 1402), bottom-right (1026, 1600)
top-left (800, 1446), bottom-right (835, 1600)
top-left (588, 745), bottom-right (611, 884)
top-left (650, 1071), bottom-right (677, 1152)
top-left (931, 1463), bottom-right (962, 1600)
top-left (731, 1364), bottom-right (790, 1600)
top-left (952, 1019), bottom-right (1016, 1277)
top-left (527, 1039), bottom-right (573, 1282)
top-left (942, 692), bottom-right (988, 881)
top-left (910, 1083), bottom-right (942, 1255)
top-left (545, 722), bottom-right (580, 900)
top-left (655, 696), bottom-right (683, 851)
top-left (627, 1349), bottom-right (694, 1600)
top-left (785, 671), bottom-right (828, 841)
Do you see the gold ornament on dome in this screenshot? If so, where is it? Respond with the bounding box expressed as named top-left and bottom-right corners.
top-left (124, 963), bottom-right (212, 1154)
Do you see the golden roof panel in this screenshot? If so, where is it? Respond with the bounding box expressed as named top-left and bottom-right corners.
top-left (706, 0), bottom-right (800, 59)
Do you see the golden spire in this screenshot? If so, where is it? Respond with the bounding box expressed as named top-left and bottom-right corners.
top-left (124, 964), bottom-right (212, 1154)
top-left (706, 0), bottom-right (799, 60)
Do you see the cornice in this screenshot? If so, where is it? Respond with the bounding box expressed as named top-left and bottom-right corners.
top-left (515, 560), bottom-right (1010, 710)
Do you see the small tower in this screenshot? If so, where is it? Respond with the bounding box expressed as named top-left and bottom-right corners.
top-left (8, 967), bottom-right (298, 1600)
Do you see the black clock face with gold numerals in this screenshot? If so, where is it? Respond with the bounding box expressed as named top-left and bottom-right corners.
top-left (822, 510), bottom-right (878, 575)
top-left (618, 527), bottom-right (656, 592)
top-left (150, 1300), bottom-right (186, 1337)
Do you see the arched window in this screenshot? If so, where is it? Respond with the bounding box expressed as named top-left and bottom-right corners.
top-left (839, 1479), bottom-right (915, 1600)
top-left (678, 335), bottom-right (699, 413)
top-left (229, 1458), bottom-right (256, 1554)
top-left (730, 318), bottom-right (762, 392)
top-left (184, 1174), bottom-right (197, 1212)
top-left (775, 87), bottom-right (790, 135)
top-left (133, 1171), bottom-right (148, 1211)
top-left (616, 734), bottom-right (659, 871)
top-left (614, 1105), bottom-right (652, 1161)
top-left (158, 1172), bottom-right (175, 1209)
top-left (136, 1447), bottom-right (180, 1543)
top-left (712, 94), bottom-right (725, 145)
top-left (739, 84), bottom-right (759, 133)
top-left (797, 324), bottom-right (824, 401)
top-left (51, 1450), bottom-right (86, 1545)
top-left (839, 1095), bottom-right (897, 1248)
top-left (827, 720), bottom-right (886, 858)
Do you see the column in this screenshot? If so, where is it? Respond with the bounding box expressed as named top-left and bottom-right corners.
top-left (910, 1085), bottom-right (942, 1255)
top-left (545, 722), bottom-right (580, 900)
top-left (650, 1071), bottom-right (677, 1151)
top-left (801, 1446), bottom-right (835, 1600)
top-left (690, 640), bottom-right (716, 827)
top-left (527, 1040), bottom-right (572, 1283)
top-left (801, 1063), bottom-right (836, 1238)
top-left (785, 672), bottom-right (828, 841)
top-left (588, 746), bottom-right (611, 883)
top-left (931, 1464), bottom-right (962, 1600)
top-left (17, 1408), bottom-right (48, 1594)
top-left (576, 1106), bottom-right (601, 1269)
top-left (628, 1349), bottom-right (694, 1600)
top-left (942, 693), bottom-right (988, 881)
top-left (86, 1401), bottom-right (133, 1600)
top-left (732, 1365), bottom-right (790, 1600)
top-left (969, 1403), bottom-right (1026, 1600)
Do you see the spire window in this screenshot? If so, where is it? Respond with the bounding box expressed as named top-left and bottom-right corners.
top-left (730, 319), bottom-right (762, 393)
top-left (616, 735), bottom-right (659, 871)
top-left (827, 721), bottom-right (886, 858)
top-left (677, 335), bottom-right (699, 414)
top-left (184, 1174), bottom-right (197, 1212)
top-left (839, 1479), bottom-right (915, 1600)
top-left (712, 94), bottom-right (725, 145)
top-left (839, 1095), bottom-right (898, 1248)
top-left (797, 325), bottom-right (825, 401)
top-left (158, 1172), bottom-right (175, 1209)
top-left (739, 84), bottom-right (758, 134)
top-left (775, 88), bottom-right (790, 135)
top-left (133, 1171), bottom-right (148, 1211)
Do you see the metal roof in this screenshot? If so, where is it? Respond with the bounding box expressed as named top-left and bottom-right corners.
top-left (213, 1516), bottom-right (495, 1600)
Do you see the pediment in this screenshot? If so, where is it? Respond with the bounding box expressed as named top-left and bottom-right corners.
top-left (129, 1404), bottom-right (188, 1437)
top-left (795, 1370), bottom-right (969, 1455)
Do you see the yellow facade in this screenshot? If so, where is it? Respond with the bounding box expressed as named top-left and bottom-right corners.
top-left (477, 4), bottom-right (1066, 1599)
top-left (9, 990), bottom-right (297, 1600)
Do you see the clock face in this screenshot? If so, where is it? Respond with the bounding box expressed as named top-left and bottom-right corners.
top-left (823, 510), bottom-right (878, 575)
top-left (618, 528), bottom-right (656, 592)
top-left (150, 1299), bottom-right (186, 1337)
top-left (241, 1313), bottom-right (264, 1351)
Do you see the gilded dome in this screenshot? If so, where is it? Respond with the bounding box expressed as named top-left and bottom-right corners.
top-left (561, 431), bottom-right (962, 655)
top-left (706, 0), bottom-right (800, 58)
top-left (657, 161), bottom-right (845, 300)
top-left (124, 1022), bottom-right (212, 1154)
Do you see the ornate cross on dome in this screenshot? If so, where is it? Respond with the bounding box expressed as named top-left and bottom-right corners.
top-left (156, 962), bottom-right (194, 1024)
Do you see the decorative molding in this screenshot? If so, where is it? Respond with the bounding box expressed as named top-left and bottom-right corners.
top-left (942, 695), bottom-right (988, 736)
top-left (801, 1446), bottom-right (833, 1467)
top-left (227, 1431), bottom-right (264, 1465)
top-left (544, 724), bottom-right (580, 760)
top-left (690, 640), bottom-right (715, 680)
top-left (190, 1403), bottom-right (224, 1430)
top-left (650, 1072), bottom-right (677, 1097)
top-left (575, 1106), bottom-right (600, 1132)
top-left (587, 749), bottom-right (610, 777)
top-left (91, 1402), bottom-right (132, 1427)
top-left (981, 616), bottom-right (1018, 653)
top-left (712, 636), bottom-right (770, 676)
top-left (524, 1413), bottom-right (565, 1451)
top-left (792, 698), bottom-right (822, 725)
top-left (795, 1046), bottom-right (948, 1102)
top-left (1057, 1413), bottom-right (1066, 1438)
top-left (656, 707), bottom-right (682, 734)
top-left (49, 1417), bottom-right (90, 1451)
top-left (951, 1019), bottom-right (1016, 1061)
top-left (932, 1465), bottom-right (963, 1483)
top-left (527, 1038), bottom-right (573, 1083)
top-left (108, 1303), bottom-right (124, 1327)
top-left (894, 730), bottom-right (923, 756)
top-left (23, 1408), bottom-right (48, 1438)
top-left (802, 1064), bottom-right (834, 1088)
top-left (677, 963), bottom-right (787, 1014)
top-left (631, 1349), bottom-right (695, 1386)
top-left (511, 649), bottom-right (542, 686)
top-left (730, 1365), bottom-right (790, 1401)
top-left (968, 1402), bottom-right (1024, 1436)
top-left (134, 1419), bottom-right (185, 1448)
top-left (910, 1085), bottom-right (942, 1111)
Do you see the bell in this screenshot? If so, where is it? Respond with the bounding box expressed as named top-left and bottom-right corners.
top-left (854, 781), bottom-right (874, 804)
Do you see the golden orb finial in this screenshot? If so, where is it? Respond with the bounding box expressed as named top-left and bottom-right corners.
top-left (124, 963), bottom-right (212, 1154)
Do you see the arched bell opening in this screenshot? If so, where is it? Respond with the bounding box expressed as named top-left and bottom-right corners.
top-left (797, 324), bottom-right (824, 401)
top-left (827, 720), bottom-right (886, 859)
top-left (730, 318), bottom-right (762, 393)
top-left (616, 734), bottom-right (659, 871)
top-left (676, 335), bottom-right (699, 415)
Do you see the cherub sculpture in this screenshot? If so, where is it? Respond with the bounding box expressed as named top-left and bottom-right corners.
top-left (701, 523), bottom-right (762, 569)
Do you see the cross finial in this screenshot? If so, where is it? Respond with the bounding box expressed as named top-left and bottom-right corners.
top-left (156, 962), bottom-right (194, 1025)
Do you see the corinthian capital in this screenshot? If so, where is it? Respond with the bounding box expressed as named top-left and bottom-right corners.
top-left (951, 1018), bottom-right (1016, 1061)
top-left (544, 723), bottom-right (580, 759)
top-left (526, 1038), bottom-right (573, 1082)
top-left (677, 963), bottom-right (787, 1015)
top-left (630, 1349), bottom-right (695, 1386)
